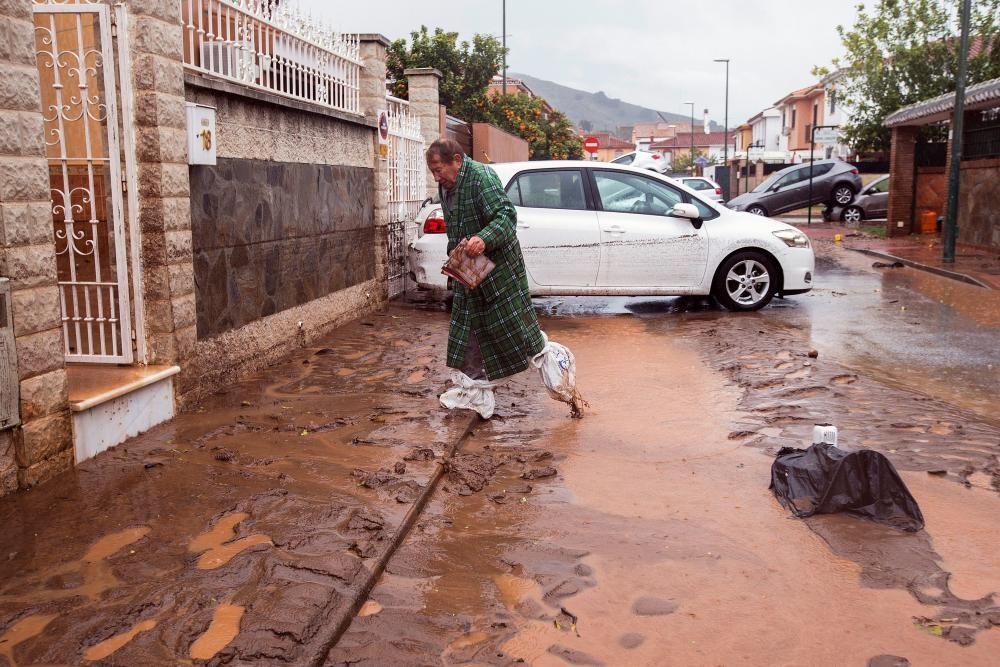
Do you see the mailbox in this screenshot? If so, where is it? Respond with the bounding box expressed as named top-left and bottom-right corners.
top-left (185, 102), bottom-right (217, 165)
top-left (0, 278), bottom-right (19, 431)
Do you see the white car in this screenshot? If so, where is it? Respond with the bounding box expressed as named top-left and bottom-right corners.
top-left (408, 161), bottom-right (814, 311)
top-left (680, 176), bottom-right (724, 202)
top-left (610, 150), bottom-right (669, 174)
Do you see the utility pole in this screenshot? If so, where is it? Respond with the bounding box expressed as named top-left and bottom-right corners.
top-left (502, 0), bottom-right (507, 95)
top-left (684, 101), bottom-right (695, 172)
top-left (944, 0), bottom-right (972, 264)
top-left (715, 59), bottom-right (730, 196)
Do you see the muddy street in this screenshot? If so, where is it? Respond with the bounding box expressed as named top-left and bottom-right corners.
top-left (1, 243), bottom-right (999, 666)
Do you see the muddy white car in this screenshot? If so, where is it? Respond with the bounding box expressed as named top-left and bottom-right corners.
top-left (408, 161), bottom-right (814, 311)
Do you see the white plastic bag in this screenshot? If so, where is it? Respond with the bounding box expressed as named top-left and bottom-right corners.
top-left (530, 333), bottom-right (585, 417)
top-left (439, 372), bottom-right (499, 419)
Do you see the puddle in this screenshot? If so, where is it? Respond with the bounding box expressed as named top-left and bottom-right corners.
top-left (189, 603), bottom-right (245, 660)
top-left (82, 527), bottom-right (151, 562)
top-left (357, 600), bottom-right (383, 617)
top-left (83, 619), bottom-right (157, 662)
top-left (189, 513), bottom-right (272, 570)
top-left (0, 614), bottom-right (57, 667)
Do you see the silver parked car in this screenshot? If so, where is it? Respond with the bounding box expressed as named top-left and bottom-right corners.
top-left (726, 159), bottom-right (863, 217)
top-left (831, 174), bottom-right (889, 223)
top-left (680, 177), bottom-right (724, 202)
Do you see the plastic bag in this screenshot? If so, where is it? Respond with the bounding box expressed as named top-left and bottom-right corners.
top-left (439, 372), bottom-right (499, 419)
top-left (530, 333), bottom-right (586, 418)
top-left (770, 443), bottom-right (924, 531)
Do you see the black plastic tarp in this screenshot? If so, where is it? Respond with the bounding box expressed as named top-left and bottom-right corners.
top-left (770, 443), bottom-right (924, 531)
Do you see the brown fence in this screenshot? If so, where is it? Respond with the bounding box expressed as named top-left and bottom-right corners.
top-left (445, 115), bottom-right (473, 156)
top-left (472, 123), bottom-right (529, 163)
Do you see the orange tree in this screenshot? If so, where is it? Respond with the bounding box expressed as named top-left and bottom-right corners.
top-left (471, 93), bottom-right (584, 160)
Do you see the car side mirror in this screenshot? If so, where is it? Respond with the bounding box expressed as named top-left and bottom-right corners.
top-left (670, 203), bottom-right (703, 228)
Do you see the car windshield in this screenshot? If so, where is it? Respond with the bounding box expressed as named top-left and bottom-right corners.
top-left (751, 172), bottom-right (784, 193)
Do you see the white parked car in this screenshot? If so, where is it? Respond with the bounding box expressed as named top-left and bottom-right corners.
top-left (610, 150), bottom-right (669, 174)
top-left (680, 176), bottom-right (724, 202)
top-left (408, 161), bottom-right (814, 311)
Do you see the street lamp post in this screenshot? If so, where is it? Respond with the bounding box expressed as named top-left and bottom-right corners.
top-left (684, 101), bottom-right (695, 173)
top-left (944, 0), bottom-right (972, 264)
top-left (714, 59), bottom-right (730, 197)
top-left (502, 0), bottom-right (507, 95)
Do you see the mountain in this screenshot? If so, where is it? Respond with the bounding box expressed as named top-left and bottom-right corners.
top-left (510, 72), bottom-right (721, 136)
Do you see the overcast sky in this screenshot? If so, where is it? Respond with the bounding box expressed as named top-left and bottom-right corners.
top-left (296, 0), bottom-right (859, 125)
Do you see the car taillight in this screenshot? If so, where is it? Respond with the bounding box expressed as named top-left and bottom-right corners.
top-left (715, 187), bottom-right (722, 195)
top-left (850, 168), bottom-right (859, 174)
top-left (422, 215), bottom-right (446, 234)
top-left (651, 154), bottom-right (661, 160)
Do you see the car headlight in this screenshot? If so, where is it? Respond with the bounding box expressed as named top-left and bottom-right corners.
top-left (772, 229), bottom-right (811, 248)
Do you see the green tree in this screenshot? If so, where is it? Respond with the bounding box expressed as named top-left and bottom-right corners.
top-left (671, 148), bottom-right (708, 173)
top-left (470, 93), bottom-right (584, 160)
top-left (822, 0), bottom-right (1000, 153)
top-left (387, 26), bottom-right (504, 121)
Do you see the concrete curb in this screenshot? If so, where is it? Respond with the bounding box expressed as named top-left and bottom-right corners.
top-left (306, 411), bottom-right (480, 666)
top-left (847, 247), bottom-right (991, 289)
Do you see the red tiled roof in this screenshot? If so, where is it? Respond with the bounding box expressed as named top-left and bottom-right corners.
top-left (588, 132), bottom-right (632, 149)
top-left (650, 131), bottom-right (729, 149)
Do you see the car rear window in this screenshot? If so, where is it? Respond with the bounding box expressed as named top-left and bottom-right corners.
top-left (684, 179), bottom-right (712, 190)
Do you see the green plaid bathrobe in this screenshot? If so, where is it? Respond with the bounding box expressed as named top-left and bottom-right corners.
top-left (441, 156), bottom-right (545, 380)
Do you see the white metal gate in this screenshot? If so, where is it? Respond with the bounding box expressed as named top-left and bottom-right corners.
top-left (33, 0), bottom-right (133, 363)
top-left (385, 95), bottom-right (425, 297)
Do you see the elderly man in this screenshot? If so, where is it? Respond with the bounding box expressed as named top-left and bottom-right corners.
top-left (425, 137), bottom-right (545, 385)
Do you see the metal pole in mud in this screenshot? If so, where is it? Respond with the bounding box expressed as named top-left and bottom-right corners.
top-left (305, 415), bottom-right (480, 666)
top-left (943, 0), bottom-right (972, 264)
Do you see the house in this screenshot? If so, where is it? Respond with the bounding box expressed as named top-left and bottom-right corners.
top-left (748, 108), bottom-right (785, 162)
top-left (487, 75), bottom-right (554, 114)
top-left (584, 132), bottom-right (635, 161)
top-left (884, 76), bottom-right (1000, 246)
top-left (632, 121), bottom-right (681, 151)
top-left (820, 70), bottom-right (854, 160)
top-left (0, 0), bottom-right (443, 495)
top-left (774, 83), bottom-right (826, 162)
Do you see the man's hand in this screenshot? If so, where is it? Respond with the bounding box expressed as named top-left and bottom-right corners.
top-left (464, 236), bottom-right (486, 257)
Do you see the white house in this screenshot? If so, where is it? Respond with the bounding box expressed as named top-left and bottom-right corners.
top-left (748, 107), bottom-right (785, 163)
top-left (821, 70), bottom-right (853, 160)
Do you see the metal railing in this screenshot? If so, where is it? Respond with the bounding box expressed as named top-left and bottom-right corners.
top-left (385, 95), bottom-right (425, 297)
top-left (182, 0), bottom-right (361, 115)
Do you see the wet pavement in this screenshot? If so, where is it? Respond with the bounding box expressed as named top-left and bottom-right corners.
top-left (2, 241), bottom-right (1000, 665)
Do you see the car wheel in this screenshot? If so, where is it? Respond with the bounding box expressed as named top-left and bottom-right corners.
top-left (832, 184), bottom-right (855, 205)
top-left (713, 251), bottom-right (778, 312)
top-left (746, 205), bottom-right (768, 216)
top-left (841, 205), bottom-right (864, 224)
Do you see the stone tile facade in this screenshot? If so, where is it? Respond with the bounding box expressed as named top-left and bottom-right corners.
top-left (0, 0), bottom-right (72, 493)
top-left (191, 160), bottom-right (375, 338)
top-left (958, 159), bottom-right (1000, 248)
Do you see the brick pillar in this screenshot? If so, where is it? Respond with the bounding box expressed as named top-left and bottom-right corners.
top-left (887, 125), bottom-right (918, 237)
top-left (405, 68), bottom-right (443, 199)
top-left (755, 160), bottom-right (765, 179)
top-left (0, 0), bottom-right (72, 491)
top-left (359, 35), bottom-right (390, 297)
top-left (126, 2), bottom-right (196, 384)
top-left (729, 159), bottom-right (742, 197)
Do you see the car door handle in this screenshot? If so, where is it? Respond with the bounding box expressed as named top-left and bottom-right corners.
top-left (602, 225), bottom-right (626, 234)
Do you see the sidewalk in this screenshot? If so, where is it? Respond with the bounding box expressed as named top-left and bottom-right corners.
top-left (786, 221), bottom-right (1000, 289)
top-left (0, 307), bottom-right (475, 666)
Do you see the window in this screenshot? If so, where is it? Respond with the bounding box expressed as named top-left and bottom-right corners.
top-left (829, 89), bottom-right (837, 114)
top-left (684, 179), bottom-right (712, 191)
top-left (612, 153), bottom-right (635, 165)
top-left (775, 166), bottom-right (809, 189)
top-left (869, 177), bottom-right (889, 194)
top-left (594, 171), bottom-right (683, 216)
top-left (812, 103), bottom-right (819, 126)
top-left (508, 170), bottom-right (587, 210)
top-left (791, 109), bottom-right (797, 128)
top-left (811, 163), bottom-right (834, 177)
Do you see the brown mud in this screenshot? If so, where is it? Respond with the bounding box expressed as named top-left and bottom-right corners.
top-left (0, 310), bottom-right (474, 666)
top-left (329, 292), bottom-right (1000, 665)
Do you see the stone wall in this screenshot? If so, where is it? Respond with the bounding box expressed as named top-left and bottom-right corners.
top-left (915, 167), bottom-right (946, 222)
top-left (190, 160), bottom-right (375, 338)
top-left (179, 57), bottom-right (386, 405)
top-left (958, 158), bottom-right (1000, 248)
top-left (0, 0), bottom-right (73, 494)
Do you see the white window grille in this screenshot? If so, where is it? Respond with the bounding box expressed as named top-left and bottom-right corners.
top-left (182, 0), bottom-right (361, 115)
top-left (385, 95), bottom-right (425, 297)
